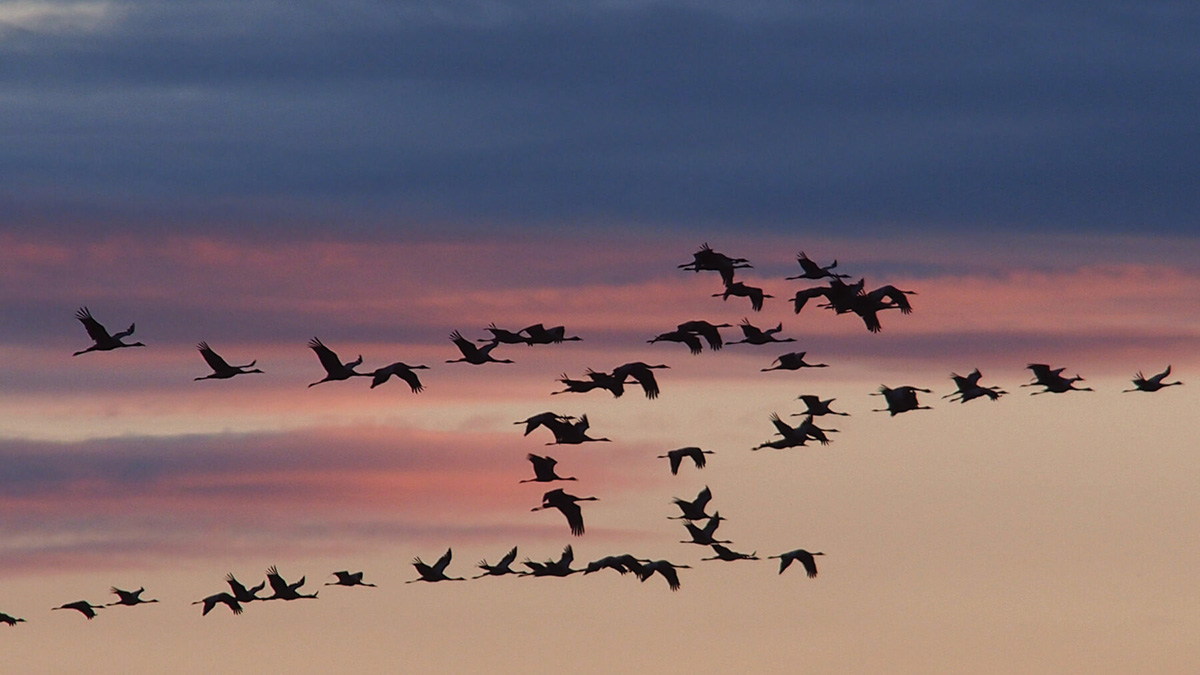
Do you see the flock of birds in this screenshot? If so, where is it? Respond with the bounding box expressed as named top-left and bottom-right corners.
top-left (1, 243), bottom-right (1183, 626)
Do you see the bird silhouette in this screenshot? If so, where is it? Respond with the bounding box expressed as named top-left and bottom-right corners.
top-left (770, 549), bottom-right (824, 577)
top-left (225, 573), bottom-right (267, 603)
top-left (519, 454), bottom-right (577, 483)
top-left (636, 560), bottom-right (691, 591)
top-left (551, 371), bottom-right (615, 396)
top-left (264, 565), bottom-right (318, 600)
top-left (408, 549), bottom-right (465, 583)
top-left (532, 488), bottom-right (598, 536)
top-left (583, 554), bottom-right (647, 576)
top-left (713, 281), bottom-right (772, 312)
top-left (106, 587), bottom-right (158, 607)
top-left (701, 544), bottom-right (759, 562)
top-left (475, 546), bottom-right (527, 578)
top-left (658, 446), bottom-right (714, 475)
top-left (785, 251), bottom-right (848, 280)
top-left (612, 362), bottom-right (669, 399)
top-left (727, 319), bottom-right (795, 345)
top-left (648, 328), bottom-right (703, 355)
top-left (514, 412), bottom-right (577, 436)
top-left (307, 337), bottom-right (367, 387)
top-left (1022, 363), bottom-right (1093, 394)
top-left (675, 320), bottom-right (731, 351)
top-left (1123, 366), bottom-right (1183, 393)
top-left (761, 351), bottom-right (828, 371)
top-left (479, 323), bottom-right (529, 345)
top-left (679, 243), bottom-right (752, 285)
top-left (369, 362), bottom-right (429, 392)
top-left (521, 324), bottom-right (582, 345)
top-left (0, 612), bottom-right (24, 626)
top-left (326, 571), bottom-right (376, 587)
top-left (447, 330), bottom-right (514, 365)
top-left (193, 342), bottom-right (263, 380)
top-left (679, 512), bottom-right (730, 546)
top-left (52, 600), bottom-right (104, 619)
top-left (753, 413), bottom-right (837, 450)
top-left (943, 369), bottom-right (1006, 403)
top-left (540, 414), bottom-right (612, 445)
top-left (791, 394), bottom-right (850, 417)
top-left (872, 385), bottom-right (933, 415)
top-left (72, 307), bottom-right (145, 356)
top-left (670, 486), bottom-right (714, 521)
top-left (193, 592), bottom-right (242, 616)
top-left (523, 545), bottom-right (582, 577)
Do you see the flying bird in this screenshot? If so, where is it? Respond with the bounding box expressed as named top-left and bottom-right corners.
top-left (326, 571), bottom-right (376, 587)
top-left (193, 592), bottom-right (242, 616)
top-left (701, 544), bottom-right (759, 562)
top-left (657, 446), bottom-right (714, 475)
top-left (225, 573), bottom-right (267, 604)
top-left (532, 488), bottom-right (598, 536)
top-left (522, 324), bottom-right (582, 345)
top-left (675, 320), bottom-right (731, 351)
top-left (519, 454), bottom-right (577, 483)
top-left (52, 600), bottom-right (104, 620)
top-left (408, 549), bottom-right (465, 583)
top-left (539, 414), bottom-right (612, 445)
top-left (792, 394), bottom-right (850, 417)
top-left (447, 330), bottom-right (514, 365)
top-left (106, 587), bottom-right (159, 607)
top-left (1123, 366), bottom-right (1183, 393)
top-left (0, 612), bottom-right (24, 626)
top-left (636, 560), bottom-right (691, 591)
top-left (761, 351), bottom-right (828, 371)
top-left (264, 565), bottom-right (318, 600)
top-left (475, 547), bottom-right (526, 578)
top-left (872, 385), bottom-right (933, 415)
top-left (307, 337), bottom-right (367, 387)
top-left (943, 369), bottom-right (1006, 403)
top-left (583, 554), bottom-right (647, 576)
top-left (679, 513), bottom-right (730, 546)
top-left (770, 549), bottom-right (824, 577)
top-left (523, 545), bottom-right (582, 577)
top-left (514, 412), bottom-right (577, 436)
top-left (194, 342), bottom-right (263, 380)
top-left (648, 328), bottom-right (703, 355)
top-left (1022, 363), bottom-right (1093, 395)
top-left (479, 323), bottom-right (529, 345)
top-left (713, 281), bottom-right (772, 312)
top-left (679, 242), bottom-right (752, 285)
top-left (369, 362), bottom-right (429, 392)
top-left (612, 362), bottom-right (669, 399)
top-left (785, 251), bottom-right (848, 280)
top-left (727, 319), bottom-right (795, 345)
top-left (670, 486), bottom-right (714, 521)
top-left (754, 413), bottom-right (837, 450)
top-left (72, 307), bottom-right (145, 356)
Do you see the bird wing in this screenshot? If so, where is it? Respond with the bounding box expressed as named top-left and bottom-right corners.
top-left (308, 338), bottom-right (346, 374)
top-left (498, 546), bottom-right (518, 568)
top-left (433, 548), bottom-right (453, 575)
top-left (667, 450), bottom-right (683, 475)
top-left (76, 307), bottom-right (114, 342)
top-left (559, 501), bottom-right (585, 536)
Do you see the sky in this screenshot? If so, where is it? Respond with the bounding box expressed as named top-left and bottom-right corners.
top-left (2, 1), bottom-right (1200, 673)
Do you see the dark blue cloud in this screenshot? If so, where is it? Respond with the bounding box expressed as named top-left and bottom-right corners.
top-left (1, 1), bottom-right (1198, 235)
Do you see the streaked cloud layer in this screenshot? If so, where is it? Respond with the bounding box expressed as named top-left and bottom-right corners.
top-left (3, 1), bottom-right (1198, 233)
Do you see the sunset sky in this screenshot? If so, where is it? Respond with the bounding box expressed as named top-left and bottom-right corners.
top-left (3, 2), bottom-right (1200, 673)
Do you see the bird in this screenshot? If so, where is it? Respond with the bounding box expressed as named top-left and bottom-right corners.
top-left (72, 307), bottom-right (145, 356)
top-left (583, 554), bottom-right (647, 576)
top-left (532, 488), bottom-right (598, 536)
top-left (675, 320), bottom-right (731, 351)
top-left (225, 573), bottom-right (267, 604)
top-left (521, 324), bottom-right (582, 345)
top-left (713, 281), bottom-right (772, 312)
top-left (701, 544), bottom-right (759, 562)
top-left (785, 251), bottom-right (848, 280)
top-left (479, 323), bottom-right (529, 345)
top-left (408, 549), bottom-right (465, 583)
top-left (264, 565), bottom-right (318, 600)
top-left (612, 362), bottom-right (669, 399)
top-left (648, 328), bottom-right (703, 355)
top-left (770, 549), bottom-right (824, 577)
top-left (1124, 366), bottom-right (1183, 393)
top-left (519, 454), bottom-right (577, 483)
top-left (1022, 363), bottom-right (1093, 395)
top-left (679, 512), bottom-right (730, 546)
top-left (52, 600), bottom-right (104, 619)
top-left (727, 319), bottom-right (795, 345)
top-left (106, 587), bottom-right (158, 607)
top-left (872, 385), bottom-right (933, 415)
top-left (551, 372), bottom-right (614, 396)
top-left (307, 337), bottom-right (367, 387)
top-left (943, 369), bottom-right (1006, 403)
top-left (193, 342), bottom-right (263, 380)
top-left (369, 362), bottom-right (429, 392)
top-left (657, 446), bottom-right (714, 475)
top-left (636, 560), bottom-right (691, 591)
top-left (753, 413), bottom-right (836, 450)
top-left (792, 394), bottom-right (850, 417)
top-left (541, 414), bottom-right (612, 445)
top-left (670, 486), bottom-right (714, 521)
top-left (475, 547), bottom-right (526, 578)
top-left (761, 351), bottom-right (828, 371)
top-left (193, 592), bottom-right (242, 616)
top-left (326, 571), bottom-right (376, 587)
top-left (523, 545), bottom-right (581, 577)
top-left (0, 612), bottom-right (24, 626)
top-left (679, 242), bottom-right (752, 285)
top-left (446, 330), bottom-right (514, 365)
top-left (514, 412), bottom-right (577, 436)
